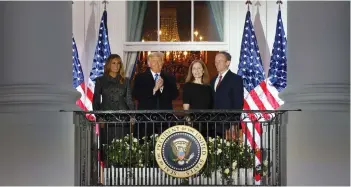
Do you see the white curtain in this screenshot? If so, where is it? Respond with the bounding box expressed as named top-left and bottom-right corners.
top-left (208, 1), bottom-right (224, 41)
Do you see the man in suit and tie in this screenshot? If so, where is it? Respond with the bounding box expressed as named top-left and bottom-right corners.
top-left (132, 52), bottom-right (178, 138)
top-left (210, 51), bottom-right (244, 139)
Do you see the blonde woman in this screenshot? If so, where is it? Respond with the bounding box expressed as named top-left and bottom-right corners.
top-left (183, 60), bottom-right (213, 110)
top-left (93, 54), bottom-right (134, 143)
top-left (93, 54), bottom-right (134, 111)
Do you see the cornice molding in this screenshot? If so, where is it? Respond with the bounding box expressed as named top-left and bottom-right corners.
top-left (0, 84), bottom-right (81, 112)
top-left (279, 83), bottom-right (350, 112)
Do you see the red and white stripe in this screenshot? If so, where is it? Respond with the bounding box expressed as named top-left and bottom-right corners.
top-left (86, 78), bottom-right (95, 107)
top-left (241, 79), bottom-right (284, 184)
top-left (75, 80), bottom-right (95, 121)
top-left (85, 78), bottom-right (97, 121)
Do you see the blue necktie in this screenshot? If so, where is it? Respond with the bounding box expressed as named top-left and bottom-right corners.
top-left (154, 73), bottom-right (160, 109)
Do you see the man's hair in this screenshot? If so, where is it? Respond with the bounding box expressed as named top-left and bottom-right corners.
top-left (217, 51), bottom-right (232, 61)
top-left (148, 51), bottom-right (164, 62)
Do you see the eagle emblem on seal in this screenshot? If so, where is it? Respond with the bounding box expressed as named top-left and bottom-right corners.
top-left (171, 138), bottom-right (195, 166)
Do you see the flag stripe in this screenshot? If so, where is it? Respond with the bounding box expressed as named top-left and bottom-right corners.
top-left (266, 81), bottom-right (285, 106)
top-left (254, 83), bottom-right (274, 110)
top-left (242, 99), bottom-right (263, 182)
top-left (248, 90), bottom-right (271, 120)
top-left (260, 81), bottom-right (280, 109)
top-left (242, 119), bottom-right (262, 148)
top-left (81, 81), bottom-right (94, 104)
top-left (76, 85), bottom-right (95, 120)
top-left (76, 98), bottom-right (88, 111)
top-left (243, 100), bottom-right (262, 135)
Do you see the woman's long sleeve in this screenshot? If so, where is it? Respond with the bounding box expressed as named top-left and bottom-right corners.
top-left (92, 78), bottom-right (102, 111)
top-left (125, 78), bottom-right (135, 110)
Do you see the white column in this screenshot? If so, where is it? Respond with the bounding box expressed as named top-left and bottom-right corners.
top-left (0, 2), bottom-right (80, 185)
top-left (280, 1), bottom-right (350, 186)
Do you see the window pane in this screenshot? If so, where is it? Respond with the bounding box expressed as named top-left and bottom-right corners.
top-left (127, 1), bottom-right (157, 42)
top-left (132, 51), bottom-right (219, 110)
top-left (160, 1), bottom-right (191, 42)
top-left (194, 1), bottom-right (224, 41)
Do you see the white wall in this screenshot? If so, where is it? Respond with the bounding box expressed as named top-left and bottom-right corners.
top-left (73, 1), bottom-right (126, 84)
top-left (72, 0), bottom-right (287, 79)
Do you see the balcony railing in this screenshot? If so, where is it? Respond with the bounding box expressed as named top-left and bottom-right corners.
top-left (72, 110), bottom-right (294, 186)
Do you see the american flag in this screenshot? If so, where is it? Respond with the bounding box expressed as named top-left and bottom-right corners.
top-left (237, 10), bottom-right (285, 184)
top-left (268, 9), bottom-right (287, 92)
top-left (86, 10), bottom-right (111, 170)
top-left (86, 10), bottom-right (111, 119)
top-left (72, 36), bottom-right (88, 111)
top-left (73, 36), bottom-right (95, 120)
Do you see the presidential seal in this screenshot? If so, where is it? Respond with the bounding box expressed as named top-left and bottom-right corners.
top-left (155, 125), bottom-right (208, 178)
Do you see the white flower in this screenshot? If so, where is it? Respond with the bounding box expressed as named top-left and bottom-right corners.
top-left (139, 159), bottom-right (142, 163)
top-left (133, 138), bottom-right (138, 143)
top-left (216, 149), bottom-right (222, 155)
top-left (232, 161), bottom-right (237, 169)
top-left (226, 142), bottom-right (230, 146)
top-left (209, 137), bottom-right (214, 143)
top-left (224, 168), bottom-right (230, 174)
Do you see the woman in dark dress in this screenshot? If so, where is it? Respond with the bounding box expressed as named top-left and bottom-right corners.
top-left (93, 54), bottom-right (135, 144)
top-left (183, 60), bottom-right (213, 138)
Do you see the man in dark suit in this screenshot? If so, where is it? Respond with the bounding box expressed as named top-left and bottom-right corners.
top-left (132, 52), bottom-right (179, 139)
top-left (210, 51), bottom-right (244, 139)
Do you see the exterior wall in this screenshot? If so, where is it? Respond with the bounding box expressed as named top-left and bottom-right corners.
top-left (72, 1), bottom-right (287, 79)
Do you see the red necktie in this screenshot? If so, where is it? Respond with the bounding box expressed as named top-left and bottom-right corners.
top-left (216, 75), bottom-right (222, 90)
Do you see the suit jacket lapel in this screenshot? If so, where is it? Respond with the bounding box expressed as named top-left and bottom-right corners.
top-left (146, 68), bottom-right (156, 84)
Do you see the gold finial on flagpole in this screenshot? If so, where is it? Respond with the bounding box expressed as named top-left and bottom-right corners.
top-left (245, 0), bottom-right (252, 11)
top-left (102, 0), bottom-right (109, 10)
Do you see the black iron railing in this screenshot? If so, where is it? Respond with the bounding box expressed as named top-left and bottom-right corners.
top-left (73, 110), bottom-right (294, 186)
